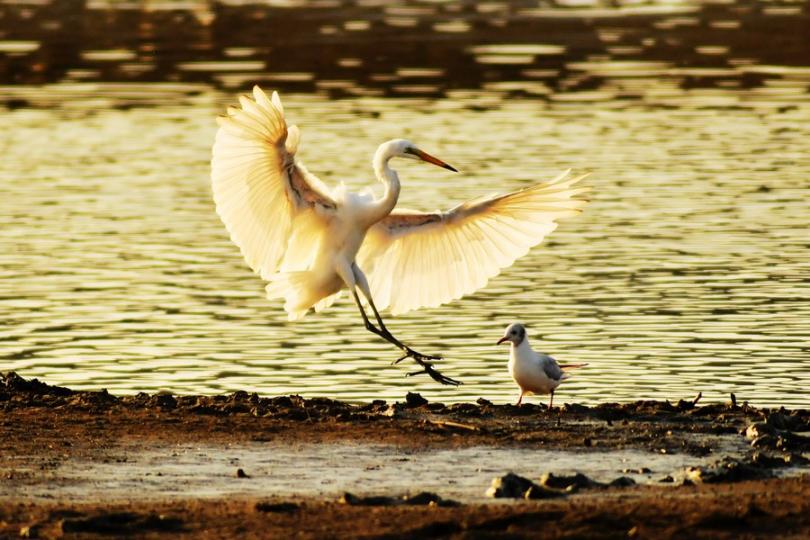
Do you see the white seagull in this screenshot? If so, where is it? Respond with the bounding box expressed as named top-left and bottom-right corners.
top-left (211, 86), bottom-right (588, 386)
top-left (497, 322), bottom-right (587, 408)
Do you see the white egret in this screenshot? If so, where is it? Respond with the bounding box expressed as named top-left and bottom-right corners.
top-left (497, 323), bottom-right (587, 408)
top-left (211, 86), bottom-right (588, 386)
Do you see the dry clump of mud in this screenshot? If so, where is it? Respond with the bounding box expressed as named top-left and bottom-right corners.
top-left (2, 371), bottom-right (808, 455)
top-left (2, 372), bottom-right (810, 539)
top-left (5, 478), bottom-right (810, 540)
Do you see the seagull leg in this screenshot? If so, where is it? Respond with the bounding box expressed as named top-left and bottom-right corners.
top-left (515, 392), bottom-right (524, 406)
top-left (548, 391), bottom-right (554, 410)
top-left (350, 290), bottom-right (460, 386)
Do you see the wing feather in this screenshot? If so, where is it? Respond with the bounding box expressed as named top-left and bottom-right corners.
top-left (211, 86), bottom-right (335, 281)
top-left (357, 171), bottom-right (588, 315)
top-left (542, 356), bottom-right (564, 382)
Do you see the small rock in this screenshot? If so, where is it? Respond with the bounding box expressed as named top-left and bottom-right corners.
top-left (564, 403), bottom-right (589, 413)
top-left (486, 472), bottom-right (535, 499)
top-left (751, 452), bottom-right (789, 468)
top-left (683, 458), bottom-right (772, 484)
top-left (359, 399), bottom-right (387, 412)
top-left (255, 502), bottom-right (298, 513)
top-left (609, 476), bottom-right (636, 487)
top-left (404, 491), bottom-right (460, 507)
top-left (340, 492), bottom-right (385, 505)
top-left (405, 392), bottom-right (428, 407)
top-left (766, 411), bottom-right (790, 430)
top-left (745, 422), bottom-right (776, 440)
top-left (149, 394), bottom-right (177, 410)
top-left (236, 468), bottom-right (249, 478)
top-left (446, 403), bottom-right (479, 416)
top-left (751, 430), bottom-right (810, 452)
top-left (751, 434), bottom-right (777, 449)
top-left (339, 491), bottom-right (458, 507)
top-left (19, 523), bottom-right (41, 538)
top-left (382, 404), bottom-right (400, 418)
top-left (61, 512), bottom-right (183, 534)
top-left (486, 472), bottom-right (562, 499)
top-left (269, 395), bottom-right (295, 408)
top-left (539, 472), bottom-right (601, 491)
top-left (524, 484), bottom-right (563, 500)
top-left (403, 492), bottom-right (441, 505)
top-left (777, 431), bottom-right (810, 451)
top-left (659, 475), bottom-right (674, 483)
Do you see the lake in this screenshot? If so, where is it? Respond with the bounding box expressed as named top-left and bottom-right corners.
top-left (1, 0), bottom-right (808, 406)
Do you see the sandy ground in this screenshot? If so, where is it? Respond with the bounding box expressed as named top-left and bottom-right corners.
top-left (2, 372), bottom-right (810, 539)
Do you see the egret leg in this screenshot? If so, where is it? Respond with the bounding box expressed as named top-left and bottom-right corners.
top-left (350, 290), bottom-right (460, 386)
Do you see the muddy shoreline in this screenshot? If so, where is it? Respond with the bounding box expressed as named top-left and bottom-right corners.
top-left (2, 372), bottom-right (810, 538)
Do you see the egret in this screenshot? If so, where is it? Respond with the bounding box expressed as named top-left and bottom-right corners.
top-left (211, 86), bottom-right (588, 386)
top-left (497, 322), bottom-right (587, 408)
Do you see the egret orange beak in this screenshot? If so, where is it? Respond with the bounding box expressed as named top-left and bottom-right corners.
top-left (496, 336), bottom-right (509, 345)
top-left (410, 148), bottom-right (458, 173)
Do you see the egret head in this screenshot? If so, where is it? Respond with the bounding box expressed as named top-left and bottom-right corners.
top-left (497, 322), bottom-right (528, 346)
top-left (391, 139), bottom-right (458, 172)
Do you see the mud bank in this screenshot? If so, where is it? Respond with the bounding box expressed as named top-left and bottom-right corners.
top-left (2, 372), bottom-right (810, 538)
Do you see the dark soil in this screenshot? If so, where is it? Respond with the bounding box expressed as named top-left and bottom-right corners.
top-left (2, 372), bottom-right (809, 539)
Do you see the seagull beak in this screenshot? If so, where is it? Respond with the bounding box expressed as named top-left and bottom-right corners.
top-left (411, 148), bottom-right (458, 173)
top-left (496, 336), bottom-right (509, 345)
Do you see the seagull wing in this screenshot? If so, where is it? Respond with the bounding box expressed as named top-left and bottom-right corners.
top-left (357, 170), bottom-right (588, 315)
top-left (211, 86), bottom-right (336, 279)
top-left (541, 354), bottom-right (564, 382)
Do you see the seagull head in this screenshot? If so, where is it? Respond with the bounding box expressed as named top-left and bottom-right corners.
top-left (392, 139), bottom-right (458, 172)
top-left (497, 322), bottom-right (528, 346)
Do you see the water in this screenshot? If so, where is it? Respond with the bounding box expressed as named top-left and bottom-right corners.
top-left (1, 0), bottom-right (809, 407)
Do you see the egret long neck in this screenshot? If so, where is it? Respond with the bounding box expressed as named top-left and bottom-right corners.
top-left (368, 144), bottom-right (402, 223)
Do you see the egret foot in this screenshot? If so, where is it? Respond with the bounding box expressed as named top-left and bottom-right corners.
top-left (350, 290), bottom-right (460, 386)
top-left (392, 345), bottom-right (459, 385)
top-left (402, 354), bottom-right (461, 386)
top-left (392, 348), bottom-right (441, 364)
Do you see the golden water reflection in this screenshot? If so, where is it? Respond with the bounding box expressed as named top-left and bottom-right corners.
top-left (1, 85), bottom-right (808, 407)
top-left (1, 0), bottom-right (808, 406)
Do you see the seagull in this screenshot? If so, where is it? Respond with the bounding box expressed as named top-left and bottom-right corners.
top-left (497, 322), bottom-right (587, 408)
top-left (211, 86), bottom-right (588, 386)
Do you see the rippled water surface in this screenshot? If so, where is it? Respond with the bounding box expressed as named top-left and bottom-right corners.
top-left (1, 0), bottom-right (809, 406)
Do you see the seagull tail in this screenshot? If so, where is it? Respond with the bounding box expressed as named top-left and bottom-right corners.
top-left (559, 363), bottom-right (588, 381)
top-left (559, 363), bottom-right (588, 370)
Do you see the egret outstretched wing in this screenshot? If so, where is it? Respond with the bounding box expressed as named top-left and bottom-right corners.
top-left (357, 170), bottom-right (588, 315)
top-left (211, 86), bottom-right (335, 279)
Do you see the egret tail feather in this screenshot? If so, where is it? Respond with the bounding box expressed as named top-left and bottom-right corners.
top-left (265, 271), bottom-right (322, 320)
